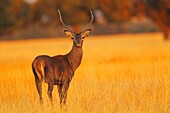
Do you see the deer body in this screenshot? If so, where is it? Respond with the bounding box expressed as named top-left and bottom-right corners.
top-left (32, 41), bottom-right (83, 104)
top-left (33, 43), bottom-right (83, 84)
top-left (32, 10), bottom-right (93, 105)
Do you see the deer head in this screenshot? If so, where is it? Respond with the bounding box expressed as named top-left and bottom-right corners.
top-left (58, 9), bottom-right (94, 47)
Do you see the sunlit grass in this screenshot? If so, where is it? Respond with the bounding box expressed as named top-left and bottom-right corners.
top-left (0, 32), bottom-right (170, 113)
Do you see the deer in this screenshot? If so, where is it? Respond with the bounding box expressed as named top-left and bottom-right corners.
top-left (32, 9), bottom-right (94, 105)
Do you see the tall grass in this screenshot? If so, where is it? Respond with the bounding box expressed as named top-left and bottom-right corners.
top-left (0, 33), bottom-right (170, 113)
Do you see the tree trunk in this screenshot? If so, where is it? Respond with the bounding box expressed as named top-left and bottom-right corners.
top-left (163, 31), bottom-right (170, 40)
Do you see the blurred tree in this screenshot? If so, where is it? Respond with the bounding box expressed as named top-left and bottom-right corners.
top-left (0, 0), bottom-right (14, 35)
top-left (98, 0), bottom-right (135, 22)
top-left (29, 0), bottom-right (60, 26)
top-left (29, 0), bottom-right (97, 26)
top-left (135, 0), bottom-right (170, 40)
top-left (99, 0), bottom-right (117, 22)
top-left (113, 0), bottom-right (170, 39)
top-left (0, 0), bottom-right (169, 39)
top-left (8, 0), bottom-right (29, 27)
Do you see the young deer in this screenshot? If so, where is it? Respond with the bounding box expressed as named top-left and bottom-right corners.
top-left (32, 10), bottom-right (94, 105)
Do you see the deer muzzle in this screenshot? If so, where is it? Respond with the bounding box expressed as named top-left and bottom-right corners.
top-left (76, 40), bottom-right (82, 46)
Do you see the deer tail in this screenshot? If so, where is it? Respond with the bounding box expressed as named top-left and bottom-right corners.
top-left (32, 61), bottom-right (45, 82)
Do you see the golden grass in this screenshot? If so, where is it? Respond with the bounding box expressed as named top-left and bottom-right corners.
top-left (1, 32), bottom-right (170, 113)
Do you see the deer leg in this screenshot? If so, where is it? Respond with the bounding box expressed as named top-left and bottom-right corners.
top-left (62, 90), bottom-right (68, 105)
top-left (57, 84), bottom-right (63, 104)
top-left (35, 77), bottom-right (43, 104)
top-left (47, 82), bottom-right (54, 102)
top-left (60, 80), bottom-right (70, 105)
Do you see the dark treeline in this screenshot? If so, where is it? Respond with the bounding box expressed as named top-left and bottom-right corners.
top-left (0, 0), bottom-right (169, 39)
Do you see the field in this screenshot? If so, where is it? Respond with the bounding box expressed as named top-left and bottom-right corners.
top-left (1, 33), bottom-right (170, 113)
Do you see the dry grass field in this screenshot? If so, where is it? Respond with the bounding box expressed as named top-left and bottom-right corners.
top-left (1, 32), bottom-right (170, 113)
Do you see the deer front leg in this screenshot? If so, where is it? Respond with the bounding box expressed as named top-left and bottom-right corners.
top-left (35, 77), bottom-right (43, 104)
top-left (60, 80), bottom-right (70, 105)
top-left (57, 84), bottom-right (63, 104)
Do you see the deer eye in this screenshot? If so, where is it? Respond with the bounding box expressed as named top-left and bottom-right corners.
top-left (71, 37), bottom-right (75, 40)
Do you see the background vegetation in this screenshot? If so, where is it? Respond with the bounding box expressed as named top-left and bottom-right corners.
top-left (0, 0), bottom-right (169, 39)
top-left (1, 33), bottom-right (170, 113)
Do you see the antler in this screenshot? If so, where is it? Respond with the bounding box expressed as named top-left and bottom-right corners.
top-left (81, 10), bottom-right (94, 32)
top-left (58, 9), bottom-right (94, 33)
top-left (58, 9), bottom-right (73, 33)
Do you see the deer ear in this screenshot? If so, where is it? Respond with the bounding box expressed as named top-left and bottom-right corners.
top-left (64, 30), bottom-right (74, 38)
top-left (81, 29), bottom-right (91, 38)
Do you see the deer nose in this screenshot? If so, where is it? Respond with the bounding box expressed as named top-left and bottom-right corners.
top-left (76, 40), bottom-right (81, 46)
top-left (77, 40), bottom-right (81, 44)
top-left (77, 42), bottom-right (80, 44)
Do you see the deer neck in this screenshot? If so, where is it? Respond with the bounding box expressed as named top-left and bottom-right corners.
top-left (66, 42), bottom-right (83, 71)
